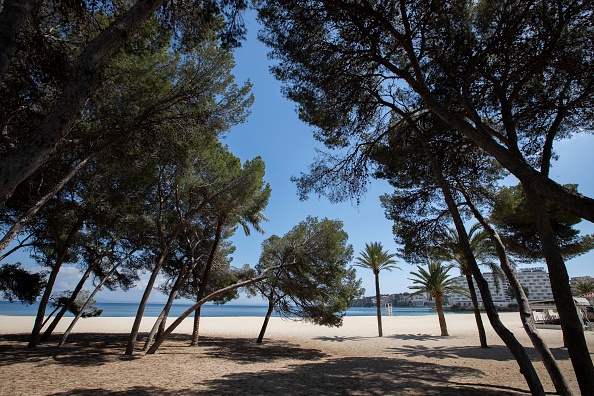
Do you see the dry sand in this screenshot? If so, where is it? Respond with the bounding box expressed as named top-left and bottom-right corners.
top-left (1, 312), bottom-right (593, 395)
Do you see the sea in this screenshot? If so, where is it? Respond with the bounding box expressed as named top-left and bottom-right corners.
top-left (0, 301), bottom-right (446, 318)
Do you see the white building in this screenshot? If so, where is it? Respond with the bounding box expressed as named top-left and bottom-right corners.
top-left (410, 293), bottom-right (429, 306)
top-left (449, 267), bottom-right (554, 307)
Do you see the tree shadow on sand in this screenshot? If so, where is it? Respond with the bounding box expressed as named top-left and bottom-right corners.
top-left (387, 333), bottom-right (444, 341)
top-left (313, 335), bottom-right (376, 342)
top-left (194, 356), bottom-right (532, 395)
top-left (388, 344), bottom-right (570, 362)
top-left (47, 356), bottom-right (532, 396)
top-left (0, 333), bottom-right (328, 368)
top-left (158, 336), bottom-right (329, 363)
top-left (0, 333), bottom-right (140, 367)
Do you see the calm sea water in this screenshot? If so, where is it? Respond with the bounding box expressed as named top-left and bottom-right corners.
top-left (0, 301), bottom-right (440, 318)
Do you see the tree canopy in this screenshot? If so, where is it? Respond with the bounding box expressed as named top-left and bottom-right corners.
top-left (254, 216), bottom-right (362, 328)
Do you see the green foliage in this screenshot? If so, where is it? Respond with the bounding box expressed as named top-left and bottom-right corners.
top-left (0, 263), bottom-right (46, 304)
top-left (408, 263), bottom-right (468, 301)
top-left (354, 242), bottom-right (400, 275)
top-left (435, 224), bottom-right (503, 291)
top-left (506, 285), bottom-right (529, 300)
top-left (490, 183), bottom-right (594, 261)
top-left (255, 217), bottom-right (363, 327)
top-left (50, 290), bottom-right (102, 318)
top-left (257, 0), bottom-right (594, 227)
top-left (573, 281), bottom-right (594, 296)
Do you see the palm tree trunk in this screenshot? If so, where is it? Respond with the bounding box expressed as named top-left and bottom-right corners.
top-left (465, 275), bottom-right (488, 348)
top-left (257, 298), bottom-right (275, 344)
top-left (374, 272), bottom-right (383, 337)
top-left (435, 295), bottom-right (448, 336)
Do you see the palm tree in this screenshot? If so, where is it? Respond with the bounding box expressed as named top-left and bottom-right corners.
top-left (574, 281), bottom-right (594, 296)
top-left (408, 262), bottom-right (468, 336)
top-left (354, 242), bottom-right (400, 337)
top-left (437, 223), bottom-right (502, 347)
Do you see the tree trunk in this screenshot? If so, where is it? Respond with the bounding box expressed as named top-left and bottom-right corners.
top-left (188, 218), bottom-right (224, 347)
top-left (28, 261), bottom-right (62, 348)
top-left (143, 265), bottom-right (191, 352)
top-left (190, 306), bottom-right (201, 346)
top-left (435, 295), bottom-right (448, 336)
top-left (374, 272), bottom-right (383, 337)
top-left (522, 183), bottom-right (594, 395)
top-left (418, 135), bottom-right (545, 395)
top-left (124, 252), bottom-right (167, 355)
top-left (462, 188), bottom-right (574, 396)
top-left (0, 0), bottom-right (35, 81)
top-left (40, 305), bottom-right (62, 329)
top-left (465, 274), bottom-right (488, 348)
top-left (0, 158), bottom-right (89, 256)
top-left (40, 261), bottom-right (97, 342)
top-left (146, 272), bottom-right (272, 354)
top-left (0, 0), bottom-right (168, 210)
top-left (419, 86), bottom-right (594, 224)
top-left (257, 297), bottom-right (275, 344)
top-left (28, 211), bottom-right (87, 348)
top-left (58, 252), bottom-right (133, 347)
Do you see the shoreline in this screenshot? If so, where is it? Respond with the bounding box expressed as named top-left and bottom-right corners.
top-left (1, 313), bottom-right (593, 395)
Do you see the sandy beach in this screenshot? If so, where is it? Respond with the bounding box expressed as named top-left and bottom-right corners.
top-left (1, 312), bottom-right (593, 395)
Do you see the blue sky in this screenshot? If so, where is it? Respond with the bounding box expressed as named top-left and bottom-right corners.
top-left (3, 12), bottom-right (593, 305)
top-left (221, 14), bottom-right (594, 303)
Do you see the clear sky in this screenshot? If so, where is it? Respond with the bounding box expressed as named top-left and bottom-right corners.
top-left (5, 11), bottom-right (594, 305)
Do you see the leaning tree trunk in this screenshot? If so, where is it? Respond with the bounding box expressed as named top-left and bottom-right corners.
top-left (188, 218), bottom-right (224, 347)
top-left (41, 258), bottom-right (100, 342)
top-left (521, 183), bottom-right (594, 395)
top-left (190, 306), bottom-right (202, 346)
top-left (0, 0), bottom-right (168, 210)
top-left (462, 188), bottom-right (574, 396)
top-left (125, 252), bottom-right (167, 355)
top-left (143, 265), bottom-right (192, 352)
top-left (28, 212), bottom-right (87, 348)
top-left (374, 271), bottom-right (383, 337)
top-left (419, 135), bottom-right (546, 395)
top-left (28, 262), bottom-right (62, 348)
top-left (465, 274), bottom-right (488, 348)
top-left (0, 158), bottom-right (90, 256)
top-left (257, 296), bottom-right (276, 344)
top-left (146, 272), bottom-right (272, 354)
top-left (435, 294), bottom-right (449, 336)
top-left (58, 251), bottom-right (134, 347)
